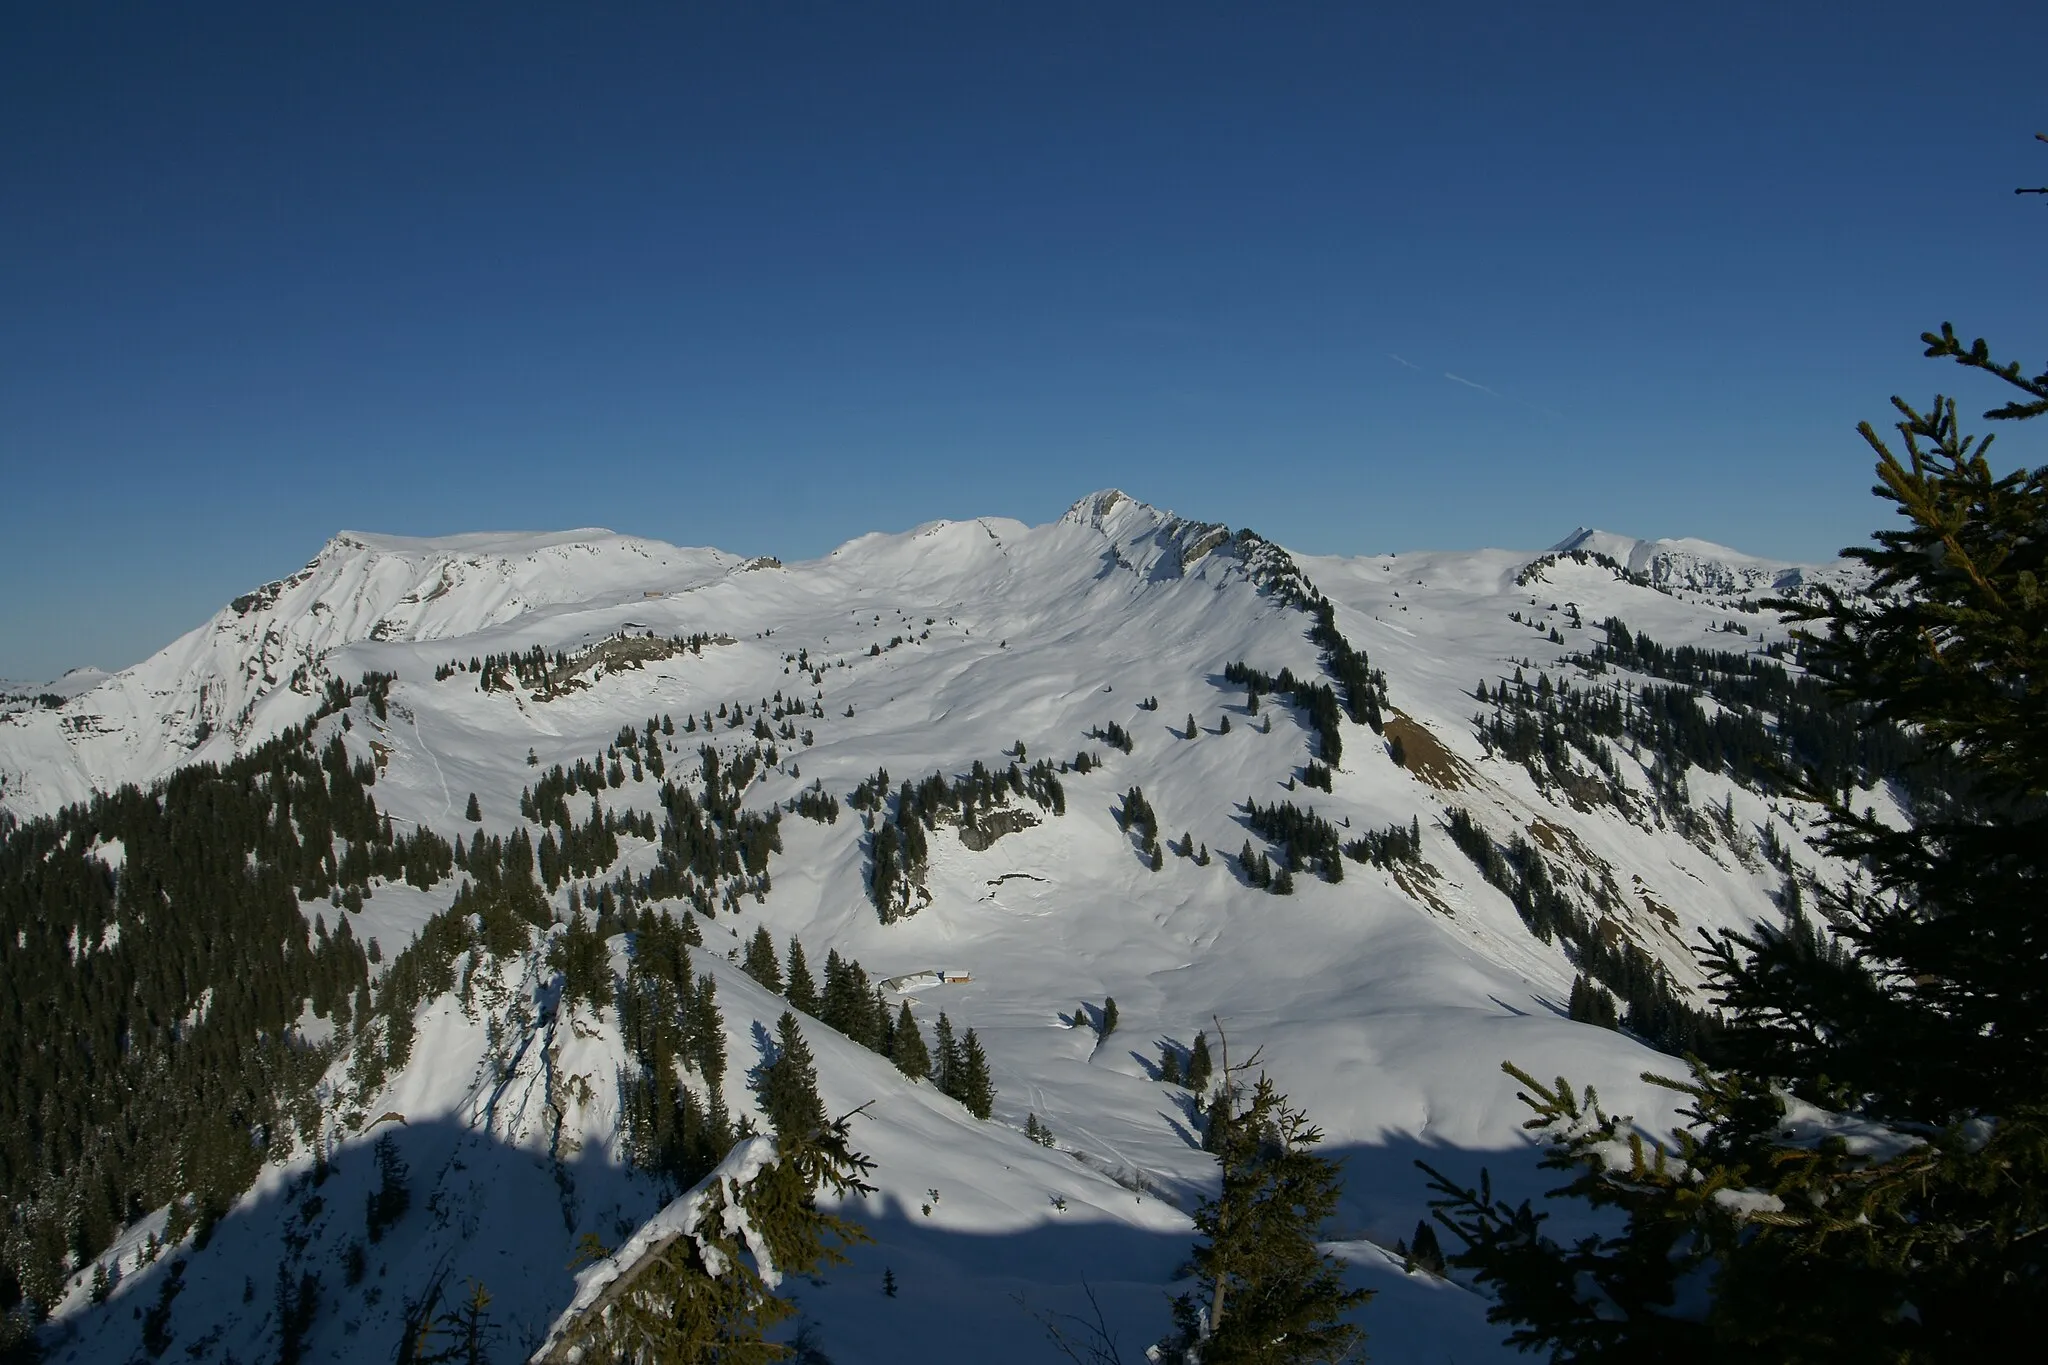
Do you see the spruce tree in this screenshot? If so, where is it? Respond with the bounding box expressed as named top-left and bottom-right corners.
top-left (958, 1029), bottom-right (995, 1120)
top-left (784, 937), bottom-right (819, 1015)
top-left (821, 950), bottom-right (873, 1043)
top-left (464, 792), bottom-right (481, 822)
top-left (1188, 1032), bottom-right (1214, 1093)
top-left (365, 1134), bottom-right (410, 1242)
top-left (1156, 1075), bottom-right (1369, 1364)
top-left (447, 1280), bottom-right (495, 1365)
top-left (1101, 997), bottom-right (1119, 1036)
top-left (1425, 244), bottom-right (2048, 1359)
top-left (873, 986), bottom-right (895, 1057)
top-left (889, 1002), bottom-right (930, 1081)
top-left (757, 1012), bottom-right (827, 1141)
top-left (685, 973), bottom-right (727, 1101)
top-left (933, 1013), bottom-right (962, 1097)
top-left (742, 927), bottom-right (783, 994)
top-left (549, 907), bottom-right (612, 1015)
top-left (1407, 1220), bottom-right (1445, 1277)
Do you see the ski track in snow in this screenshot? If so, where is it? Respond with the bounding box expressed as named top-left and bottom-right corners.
top-left (412, 707), bottom-right (456, 823)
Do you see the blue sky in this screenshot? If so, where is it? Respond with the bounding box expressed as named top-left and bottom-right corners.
top-left (3, 3), bottom-right (2043, 680)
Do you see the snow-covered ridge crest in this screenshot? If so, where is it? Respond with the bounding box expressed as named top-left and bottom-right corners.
top-left (325, 527), bottom-right (624, 556)
top-left (1061, 488), bottom-right (1238, 577)
top-left (1544, 527), bottom-right (1866, 600)
top-left (0, 528), bottom-right (739, 817)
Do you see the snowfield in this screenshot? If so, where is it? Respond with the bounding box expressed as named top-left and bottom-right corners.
top-left (19, 492), bottom-right (1867, 1364)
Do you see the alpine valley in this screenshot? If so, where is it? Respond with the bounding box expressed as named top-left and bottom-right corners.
top-left (1, 491), bottom-right (1901, 1364)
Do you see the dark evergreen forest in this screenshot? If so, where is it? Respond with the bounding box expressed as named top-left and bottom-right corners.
top-left (0, 676), bottom-right (432, 1321)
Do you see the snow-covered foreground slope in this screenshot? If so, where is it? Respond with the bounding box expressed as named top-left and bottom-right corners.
top-left (23, 493), bottom-right (1866, 1363)
top-left (45, 940), bottom-right (1540, 1364)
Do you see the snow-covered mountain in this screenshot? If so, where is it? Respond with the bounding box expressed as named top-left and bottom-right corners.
top-left (0, 530), bottom-right (741, 817)
top-left (14, 493), bottom-right (1878, 1364)
top-left (1543, 526), bottom-right (1863, 600)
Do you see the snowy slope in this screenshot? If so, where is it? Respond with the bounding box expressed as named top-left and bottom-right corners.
top-left (0, 530), bottom-right (738, 816)
top-left (25, 493), bottom-right (1864, 1363)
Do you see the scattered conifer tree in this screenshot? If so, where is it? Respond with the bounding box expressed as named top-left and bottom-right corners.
top-left (274, 1265), bottom-right (320, 1365)
top-left (1566, 973), bottom-right (1620, 1029)
top-left (958, 1029), bottom-right (995, 1120)
top-left (464, 792), bottom-right (481, 822)
top-left (742, 927), bottom-right (783, 994)
top-left (549, 907), bottom-right (612, 1015)
top-left (365, 1134), bottom-right (410, 1243)
top-left (1188, 1032), bottom-right (1214, 1093)
top-left (1156, 1075), bottom-right (1368, 1364)
top-left (888, 1002), bottom-right (930, 1081)
top-left (445, 1279), bottom-right (496, 1365)
top-left (757, 1012), bottom-right (827, 1141)
top-left (1406, 1219), bottom-right (1445, 1277)
top-left (785, 937), bottom-right (820, 1015)
top-left (933, 1013), bottom-right (962, 1095)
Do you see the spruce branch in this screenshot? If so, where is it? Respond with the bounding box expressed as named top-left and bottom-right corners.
top-left (1920, 323), bottom-right (2048, 421)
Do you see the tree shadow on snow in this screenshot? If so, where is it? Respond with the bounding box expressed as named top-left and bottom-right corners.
top-left (39, 1119), bottom-right (1561, 1365)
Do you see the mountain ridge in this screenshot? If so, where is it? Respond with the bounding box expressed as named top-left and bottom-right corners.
top-left (9, 487), bottom-right (1905, 1363)
top-left (0, 492), bottom-right (1853, 824)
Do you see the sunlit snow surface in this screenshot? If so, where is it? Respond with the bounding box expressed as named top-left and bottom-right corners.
top-left (24, 493), bottom-right (1870, 1364)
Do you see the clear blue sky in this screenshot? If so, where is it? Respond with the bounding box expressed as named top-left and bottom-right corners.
top-left (3, 3), bottom-right (2043, 681)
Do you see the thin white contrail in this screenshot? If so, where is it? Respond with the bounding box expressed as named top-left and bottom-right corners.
top-left (1443, 372), bottom-right (1501, 397)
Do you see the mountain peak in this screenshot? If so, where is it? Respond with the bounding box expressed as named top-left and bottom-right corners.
top-left (1061, 488), bottom-right (1146, 526)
